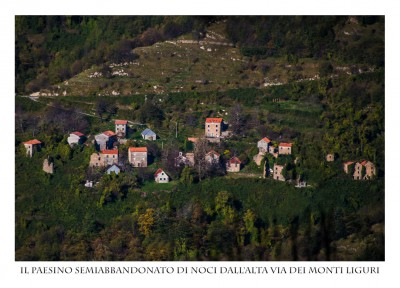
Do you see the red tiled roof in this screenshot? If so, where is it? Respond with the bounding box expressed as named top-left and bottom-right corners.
top-left (102, 149), bottom-right (118, 155)
top-left (205, 118), bottom-right (223, 123)
top-left (187, 137), bottom-right (198, 142)
top-left (261, 137), bottom-right (271, 143)
top-left (229, 157), bottom-right (241, 164)
top-left (360, 160), bottom-right (369, 166)
top-left (129, 147), bottom-right (147, 152)
top-left (103, 130), bottom-right (116, 137)
top-left (279, 142), bottom-right (292, 147)
top-left (115, 120), bottom-right (128, 125)
top-left (206, 150), bottom-right (220, 157)
top-left (23, 139), bottom-right (41, 145)
top-left (71, 131), bottom-right (84, 137)
top-left (344, 161), bottom-right (354, 165)
top-left (154, 168), bottom-right (164, 177)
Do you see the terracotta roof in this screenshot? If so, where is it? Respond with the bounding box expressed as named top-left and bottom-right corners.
top-left (115, 120), bottom-right (128, 125)
top-left (129, 147), bottom-right (148, 152)
top-left (71, 131), bottom-right (84, 137)
top-left (344, 161), bottom-right (354, 165)
top-left (205, 118), bottom-right (223, 123)
top-left (229, 157), bottom-right (241, 164)
top-left (102, 149), bottom-right (118, 155)
top-left (23, 139), bottom-right (41, 145)
top-left (279, 142), bottom-right (292, 147)
top-left (360, 160), bottom-right (369, 166)
top-left (206, 150), bottom-right (220, 157)
top-left (103, 130), bottom-right (116, 137)
top-left (261, 137), bottom-right (271, 143)
top-left (187, 137), bottom-right (198, 142)
top-left (154, 168), bottom-right (165, 177)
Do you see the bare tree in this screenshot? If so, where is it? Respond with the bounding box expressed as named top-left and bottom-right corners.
top-left (194, 138), bottom-right (209, 181)
top-left (229, 104), bottom-right (246, 136)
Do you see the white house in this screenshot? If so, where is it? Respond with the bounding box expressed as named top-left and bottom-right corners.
top-left (115, 120), bottom-right (128, 138)
top-left (141, 128), bottom-right (157, 140)
top-left (23, 139), bottom-right (42, 157)
top-left (257, 137), bottom-right (271, 154)
top-left (67, 131), bottom-right (85, 146)
top-left (154, 168), bottom-right (169, 183)
top-left (95, 130), bottom-right (116, 150)
top-left (106, 164), bottom-right (121, 175)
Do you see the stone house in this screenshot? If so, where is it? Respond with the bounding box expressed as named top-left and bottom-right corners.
top-left (95, 130), bottom-right (116, 151)
top-left (361, 160), bottom-right (376, 179)
top-left (89, 152), bottom-right (106, 168)
top-left (343, 161), bottom-right (355, 174)
top-left (106, 164), bottom-right (121, 175)
top-left (205, 150), bottom-right (220, 165)
top-left (102, 149), bottom-right (119, 166)
top-left (227, 156), bottom-right (241, 172)
top-left (257, 137), bottom-right (271, 154)
top-left (115, 120), bottom-right (128, 138)
top-left (67, 131), bottom-right (85, 146)
top-left (269, 145), bottom-right (279, 158)
top-left (43, 158), bottom-right (54, 174)
top-left (154, 168), bottom-right (169, 183)
top-left (205, 118), bottom-right (223, 138)
top-left (326, 153), bottom-right (335, 162)
top-left (278, 142), bottom-right (292, 155)
top-left (175, 152), bottom-right (195, 167)
top-left (353, 162), bottom-right (363, 180)
top-left (23, 139), bottom-right (41, 157)
top-left (128, 147), bottom-right (148, 167)
top-left (273, 164), bottom-right (285, 181)
top-left (141, 128), bottom-right (157, 140)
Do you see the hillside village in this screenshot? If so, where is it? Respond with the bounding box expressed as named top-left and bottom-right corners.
top-left (22, 115), bottom-right (376, 189)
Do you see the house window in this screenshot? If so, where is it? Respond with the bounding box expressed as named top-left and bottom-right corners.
top-left (207, 125), bottom-right (210, 127)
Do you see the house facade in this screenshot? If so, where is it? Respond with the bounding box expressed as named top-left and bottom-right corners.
top-left (141, 128), bottom-right (157, 140)
top-left (95, 130), bottom-right (116, 150)
top-left (205, 150), bottom-right (220, 164)
top-left (89, 152), bottom-right (106, 168)
top-left (102, 149), bottom-right (119, 165)
top-left (257, 137), bottom-right (271, 154)
top-left (205, 118), bottom-right (223, 138)
top-left (227, 157), bottom-right (241, 172)
top-left (278, 142), bottom-right (292, 155)
top-left (154, 168), bottom-right (169, 183)
top-left (43, 158), bottom-right (54, 174)
top-left (343, 161), bottom-right (355, 174)
top-left (115, 120), bottom-right (128, 138)
top-left (23, 139), bottom-right (41, 157)
top-left (273, 164), bottom-right (285, 181)
top-left (128, 147), bottom-right (148, 167)
top-left (67, 131), bottom-right (85, 146)
top-left (361, 160), bottom-right (376, 179)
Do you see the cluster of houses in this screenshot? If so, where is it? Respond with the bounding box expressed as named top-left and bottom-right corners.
top-left (253, 136), bottom-right (293, 182)
top-left (21, 116), bottom-right (377, 186)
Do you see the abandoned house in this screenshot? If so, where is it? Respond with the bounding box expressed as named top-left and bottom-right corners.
top-left (205, 150), bottom-right (220, 164)
top-left (23, 139), bottom-right (42, 157)
top-left (326, 153), bottom-right (335, 162)
top-left (175, 152), bottom-right (195, 167)
top-left (128, 147), bottom-right (148, 167)
top-left (257, 137), bottom-right (271, 154)
top-left (273, 164), bottom-right (286, 181)
top-left (115, 120), bottom-right (128, 138)
top-left (226, 156), bottom-right (241, 172)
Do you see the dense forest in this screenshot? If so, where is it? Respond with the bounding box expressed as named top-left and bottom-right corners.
top-left (15, 16), bottom-right (384, 261)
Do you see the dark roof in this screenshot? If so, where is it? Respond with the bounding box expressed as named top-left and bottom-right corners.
top-left (141, 128), bottom-right (156, 136)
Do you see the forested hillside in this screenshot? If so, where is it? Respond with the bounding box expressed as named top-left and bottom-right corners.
top-left (15, 16), bottom-right (384, 261)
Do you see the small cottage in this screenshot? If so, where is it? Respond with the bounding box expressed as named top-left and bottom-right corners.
top-left (154, 168), bottom-right (169, 183)
top-left (257, 137), bottom-right (271, 154)
top-left (106, 164), bottom-right (121, 175)
top-left (67, 131), bottom-right (85, 146)
top-left (205, 150), bottom-right (220, 164)
top-left (115, 120), bottom-right (128, 138)
top-left (23, 139), bottom-right (42, 157)
top-left (128, 147), bottom-right (148, 167)
top-left (205, 118), bottom-right (223, 138)
top-left (273, 164), bottom-right (285, 181)
top-left (278, 142), bottom-right (292, 155)
top-left (141, 128), bottom-right (157, 140)
top-left (227, 157), bottom-right (241, 172)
